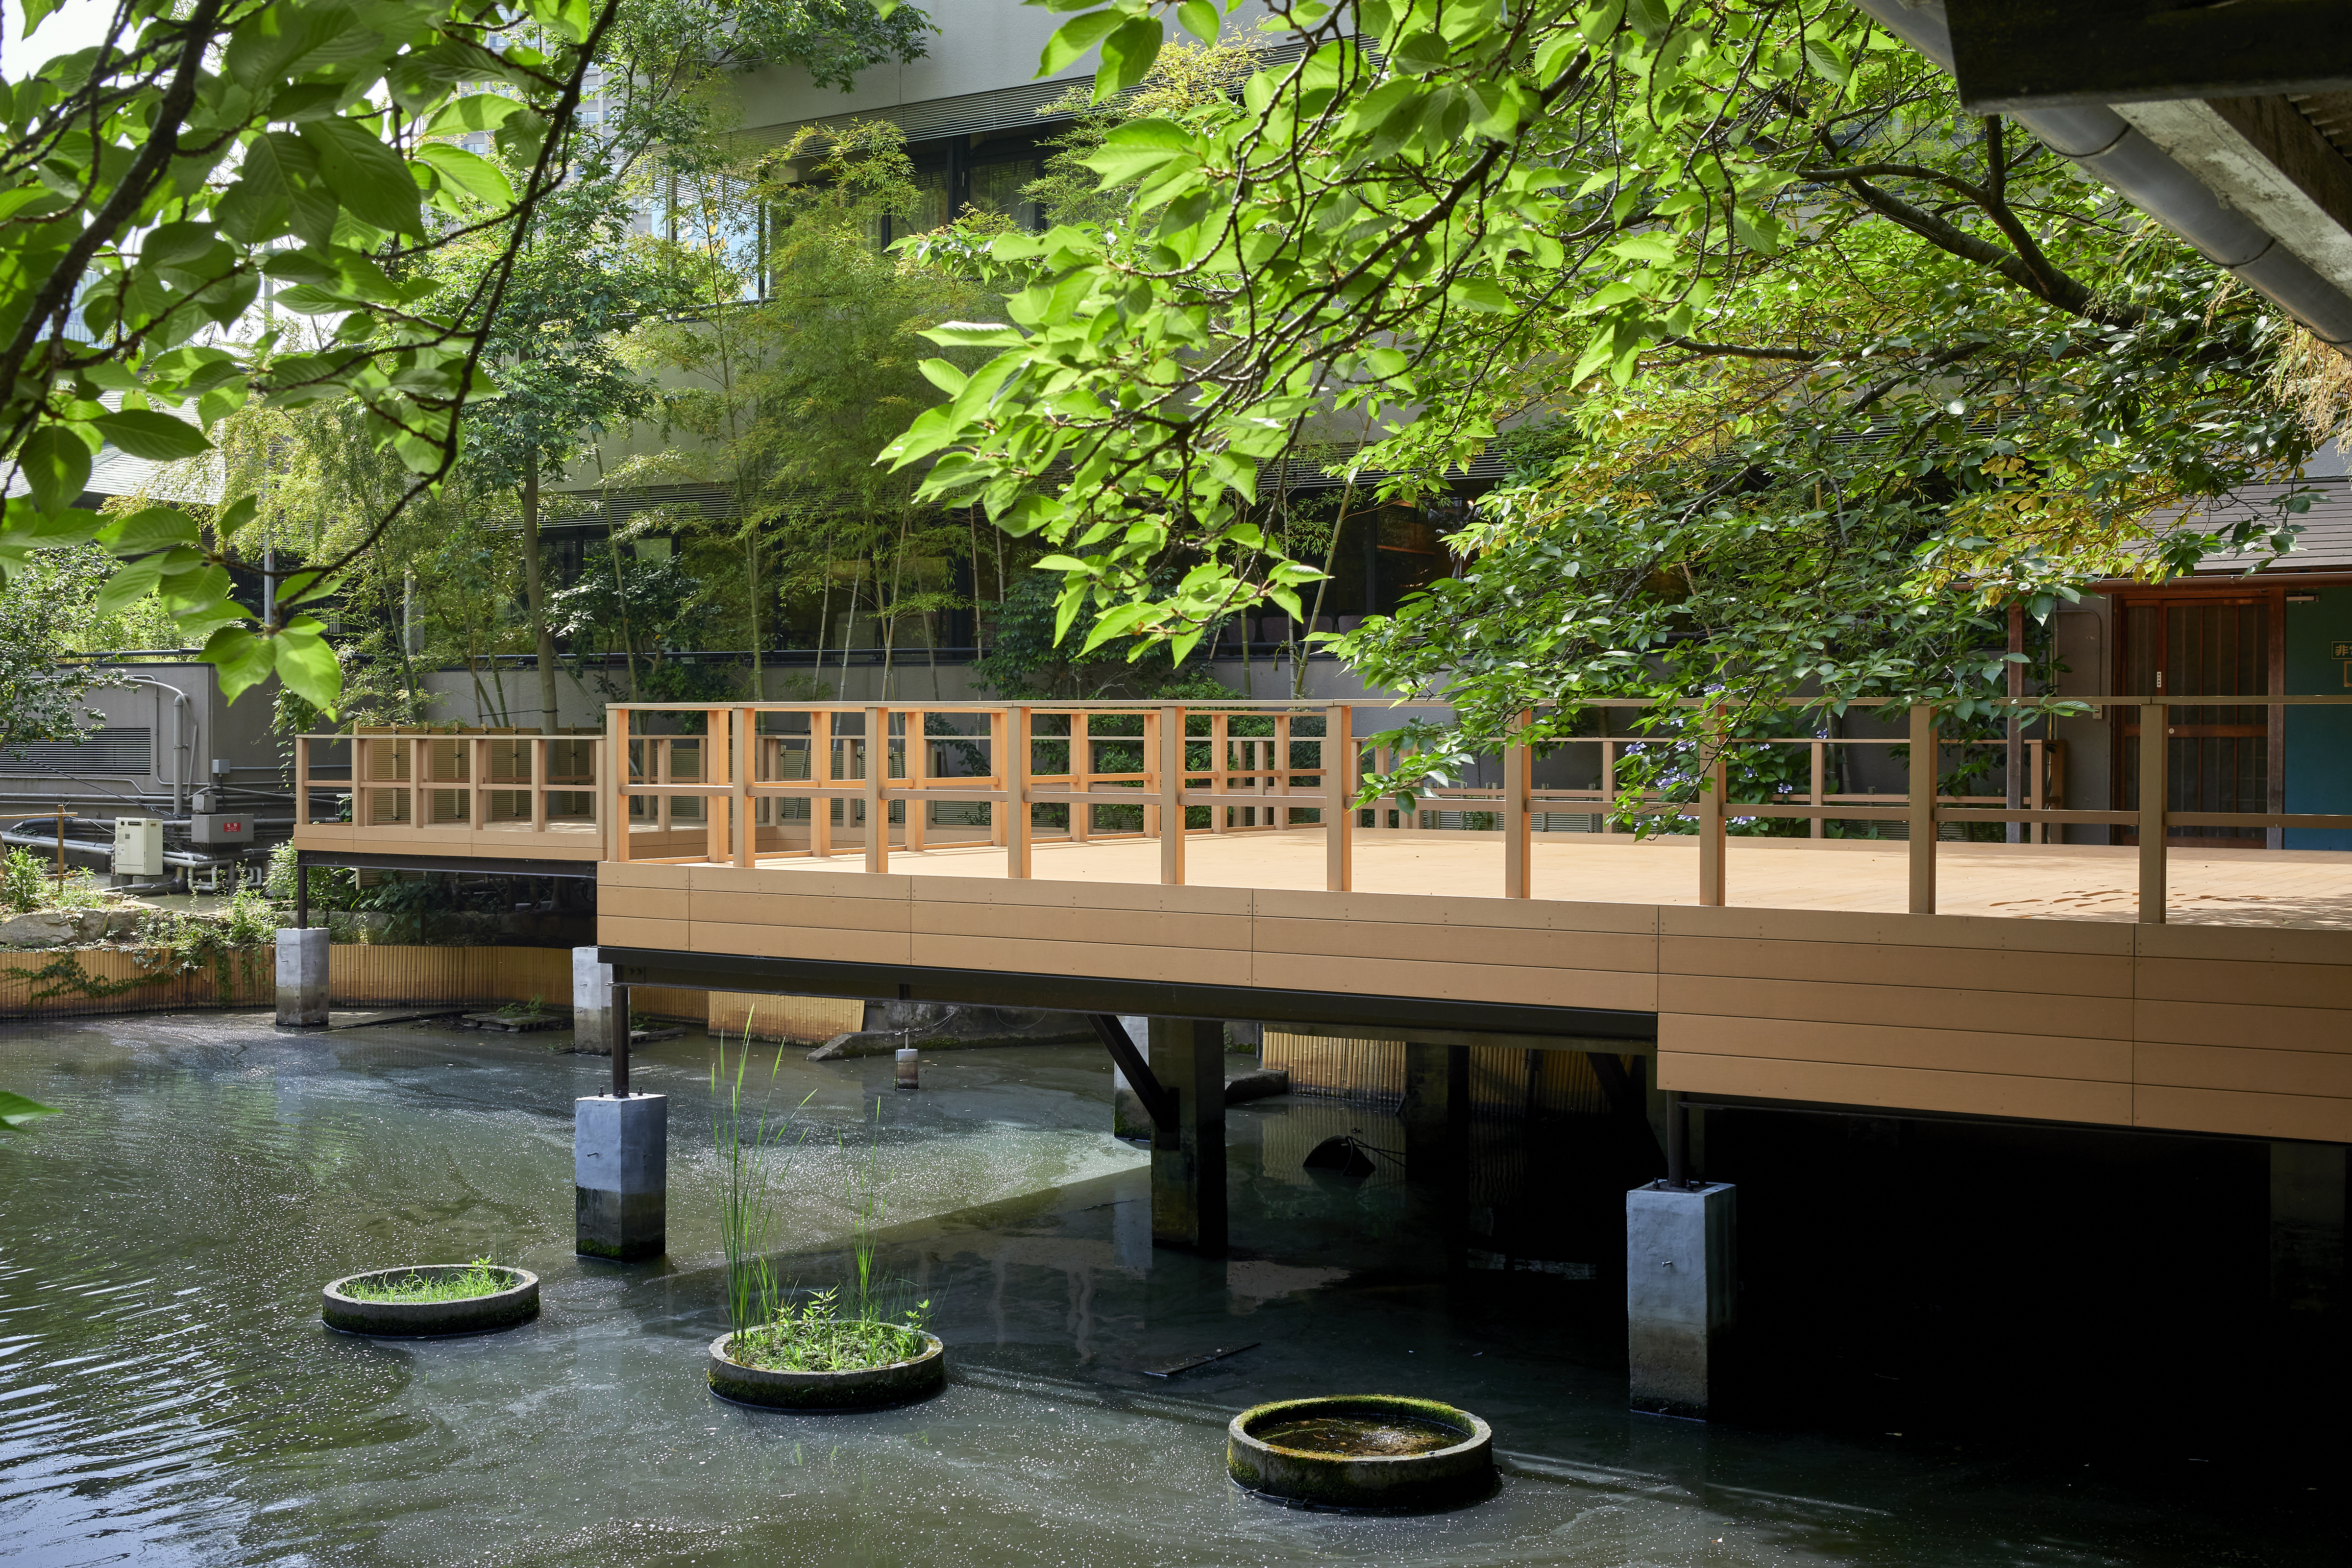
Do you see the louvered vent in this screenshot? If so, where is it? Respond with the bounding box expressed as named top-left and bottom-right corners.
top-left (0, 726), bottom-right (154, 777)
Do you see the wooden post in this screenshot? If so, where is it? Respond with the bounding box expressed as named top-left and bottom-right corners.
top-left (2006, 602), bottom-right (2026, 846)
top-left (734, 707), bottom-right (754, 868)
top-left (1160, 704), bottom-right (1186, 885)
top-left (531, 736), bottom-right (548, 833)
top-left (1005, 705), bottom-right (1030, 878)
top-left (1502, 709), bottom-right (1530, 899)
top-left (1274, 713), bottom-right (1293, 829)
top-left (864, 704), bottom-right (887, 874)
top-left (987, 709), bottom-right (1006, 848)
top-left (1141, 709), bottom-right (1160, 842)
top-left (1599, 738), bottom-right (1616, 836)
top-left (1208, 712), bottom-right (1227, 834)
top-left (2027, 737), bottom-right (2044, 845)
top-left (471, 736), bottom-right (487, 830)
top-left (1809, 739), bottom-right (1825, 840)
top-left (1325, 704), bottom-right (1353, 893)
top-left (295, 735), bottom-right (311, 829)
top-left (904, 708), bottom-right (927, 854)
top-left (609, 723), bottom-right (630, 863)
top-left (2268, 587), bottom-right (2286, 851)
top-left (2140, 701), bottom-right (2167, 924)
top-left (1697, 715), bottom-right (1726, 907)
top-left (811, 710), bottom-right (833, 860)
top-left (1908, 703), bottom-right (1936, 915)
top-left (409, 735), bottom-right (423, 829)
top-left (1069, 711), bottom-right (1090, 842)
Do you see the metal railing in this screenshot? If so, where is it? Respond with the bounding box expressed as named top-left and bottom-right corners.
top-left (300, 696), bottom-right (2352, 924)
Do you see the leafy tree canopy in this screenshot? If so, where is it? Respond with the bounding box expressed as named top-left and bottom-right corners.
top-left (890, 0), bottom-right (2345, 775)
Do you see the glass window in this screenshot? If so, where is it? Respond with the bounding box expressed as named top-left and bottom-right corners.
top-left (969, 158), bottom-right (1043, 230)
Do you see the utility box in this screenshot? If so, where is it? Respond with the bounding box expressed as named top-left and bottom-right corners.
top-left (192, 813), bottom-right (253, 846)
top-left (113, 818), bottom-right (164, 876)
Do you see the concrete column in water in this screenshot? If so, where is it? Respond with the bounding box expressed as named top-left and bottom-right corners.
top-left (1110, 1013), bottom-right (1153, 1141)
top-left (576, 1093), bottom-right (666, 1260)
top-left (273, 927), bottom-right (328, 1028)
top-left (1401, 1042), bottom-right (1469, 1180)
top-left (1149, 1017), bottom-right (1226, 1254)
top-left (572, 947), bottom-right (617, 1054)
top-left (1626, 1180), bottom-right (1736, 1419)
top-left (2271, 1141), bottom-right (2347, 1316)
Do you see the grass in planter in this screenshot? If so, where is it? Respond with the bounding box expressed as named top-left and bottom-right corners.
top-left (725, 1286), bottom-right (930, 1372)
top-left (343, 1257), bottom-right (511, 1303)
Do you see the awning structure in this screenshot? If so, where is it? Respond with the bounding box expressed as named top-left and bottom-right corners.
top-left (1860, 0), bottom-right (2352, 346)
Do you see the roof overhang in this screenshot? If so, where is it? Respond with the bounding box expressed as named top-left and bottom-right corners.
top-left (1858, 0), bottom-right (2352, 346)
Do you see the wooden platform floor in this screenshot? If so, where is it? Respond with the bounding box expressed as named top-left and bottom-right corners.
top-left (723, 829), bottom-right (2352, 929)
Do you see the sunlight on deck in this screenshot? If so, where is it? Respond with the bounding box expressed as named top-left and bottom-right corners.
top-left (735, 830), bottom-right (2352, 929)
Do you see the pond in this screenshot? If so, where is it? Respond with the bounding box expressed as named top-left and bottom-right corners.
top-left (0, 1013), bottom-right (2334, 1565)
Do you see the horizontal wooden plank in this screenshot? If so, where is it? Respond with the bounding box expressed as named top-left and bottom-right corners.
top-left (690, 891), bottom-right (912, 934)
top-left (600, 915), bottom-right (687, 950)
top-left (2132, 997), bottom-right (2352, 1052)
top-left (2133, 1084), bottom-right (2352, 1143)
top-left (1660, 934), bottom-right (2132, 997)
top-left (689, 864), bottom-right (910, 900)
top-left (2132, 923), bottom-right (2352, 967)
top-left (599, 861), bottom-right (688, 890)
top-left (1249, 952), bottom-right (1657, 1012)
top-left (688, 921), bottom-right (912, 966)
top-left (910, 933), bottom-right (1251, 987)
top-left (1254, 917), bottom-right (1658, 973)
top-left (1659, 1014), bottom-right (2131, 1083)
top-left (1663, 974), bottom-right (2132, 1039)
top-left (619, 887), bottom-right (691, 923)
top-left (1660, 904), bottom-right (2133, 955)
top-left (1662, 1050), bottom-right (2134, 1125)
top-left (1252, 887), bottom-right (1660, 934)
top-left (2136, 1042), bottom-right (2352, 1099)
top-left (2131, 956), bottom-right (2352, 1011)
top-left (910, 901), bottom-right (1253, 951)
top-left (920, 877), bottom-right (1251, 917)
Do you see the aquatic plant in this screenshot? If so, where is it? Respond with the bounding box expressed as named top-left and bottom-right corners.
top-left (343, 1258), bottom-right (512, 1303)
top-left (713, 1018), bottom-right (813, 1338)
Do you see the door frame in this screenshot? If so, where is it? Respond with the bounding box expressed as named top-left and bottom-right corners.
top-left (2108, 585), bottom-right (2286, 849)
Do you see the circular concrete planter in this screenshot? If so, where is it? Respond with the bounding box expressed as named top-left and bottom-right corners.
top-left (321, 1266), bottom-right (540, 1337)
top-left (707, 1329), bottom-right (946, 1410)
top-left (1227, 1396), bottom-right (1494, 1513)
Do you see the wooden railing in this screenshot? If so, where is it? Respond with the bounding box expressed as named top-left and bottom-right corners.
top-left (308, 697), bottom-right (2352, 924)
top-left (294, 730), bottom-right (602, 848)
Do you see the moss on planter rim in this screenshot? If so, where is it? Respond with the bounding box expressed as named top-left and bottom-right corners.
top-left (1227, 1395), bottom-right (1495, 1513)
top-left (706, 1329), bottom-right (947, 1410)
top-left (321, 1265), bottom-right (540, 1337)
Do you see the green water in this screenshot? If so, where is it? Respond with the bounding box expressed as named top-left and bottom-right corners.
top-left (0, 1013), bottom-right (2332, 1565)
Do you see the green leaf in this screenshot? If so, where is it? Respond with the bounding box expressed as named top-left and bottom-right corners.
top-left (270, 616), bottom-right (341, 713)
top-left (202, 623), bottom-right (278, 701)
top-left (1096, 16), bottom-right (1164, 99)
top-left (90, 558), bottom-right (165, 619)
top-left (14, 426), bottom-right (91, 514)
top-left (102, 504), bottom-right (202, 556)
top-left (92, 409), bottom-right (210, 461)
top-left (299, 116), bottom-right (422, 237)
top-left (0, 1090), bottom-right (59, 1131)
top-left (923, 321), bottom-right (1027, 348)
top-left (421, 92), bottom-right (530, 137)
top-left (1447, 277), bottom-right (1513, 313)
top-left (1177, 0), bottom-right (1219, 44)
top-left (416, 142), bottom-right (515, 207)
top-left (1040, 9), bottom-right (1123, 74)
top-left (917, 358), bottom-right (969, 395)
top-left (1084, 118), bottom-right (1196, 185)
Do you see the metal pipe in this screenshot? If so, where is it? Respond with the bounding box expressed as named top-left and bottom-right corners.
top-left (1666, 1091), bottom-right (1689, 1188)
top-left (116, 676), bottom-right (194, 816)
top-left (611, 982), bottom-right (632, 1096)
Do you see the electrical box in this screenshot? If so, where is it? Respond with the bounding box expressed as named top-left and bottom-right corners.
top-left (192, 813), bottom-right (253, 846)
top-left (113, 818), bottom-right (164, 877)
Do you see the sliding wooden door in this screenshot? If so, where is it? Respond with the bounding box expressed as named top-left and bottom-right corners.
top-left (2114, 593), bottom-right (2284, 848)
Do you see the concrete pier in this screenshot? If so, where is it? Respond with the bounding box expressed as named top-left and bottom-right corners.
top-left (1110, 1013), bottom-right (1153, 1141)
top-left (273, 927), bottom-right (327, 1027)
top-left (1626, 1180), bottom-right (1737, 1420)
top-left (571, 947), bottom-right (616, 1054)
top-left (1402, 1042), bottom-right (1469, 1182)
top-left (2271, 1141), bottom-right (2346, 1316)
top-left (1149, 1018), bottom-right (1226, 1254)
top-left (575, 1093), bottom-right (666, 1260)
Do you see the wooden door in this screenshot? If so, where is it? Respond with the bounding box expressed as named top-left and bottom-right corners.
top-left (2115, 595), bottom-right (2282, 847)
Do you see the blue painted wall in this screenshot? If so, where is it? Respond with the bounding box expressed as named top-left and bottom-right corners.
top-left (2284, 592), bottom-right (2352, 850)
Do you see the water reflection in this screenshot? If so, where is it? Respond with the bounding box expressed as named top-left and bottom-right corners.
top-left (0, 1012), bottom-right (2333, 1566)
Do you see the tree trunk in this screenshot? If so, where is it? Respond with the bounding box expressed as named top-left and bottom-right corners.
top-left (521, 469), bottom-right (561, 733)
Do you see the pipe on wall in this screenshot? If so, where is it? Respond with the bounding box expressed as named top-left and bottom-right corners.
top-left (115, 676), bottom-right (194, 817)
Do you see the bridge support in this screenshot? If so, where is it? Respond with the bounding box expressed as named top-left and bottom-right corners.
top-left (274, 927), bottom-right (327, 1028)
top-left (576, 1092), bottom-right (666, 1260)
top-left (572, 947), bottom-right (618, 1054)
top-left (1626, 1179), bottom-right (1737, 1420)
top-left (1149, 1018), bottom-right (1226, 1254)
top-left (1402, 1042), bottom-right (1469, 1181)
top-left (2271, 1141), bottom-right (2346, 1316)
top-left (1109, 1013), bottom-right (1153, 1141)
